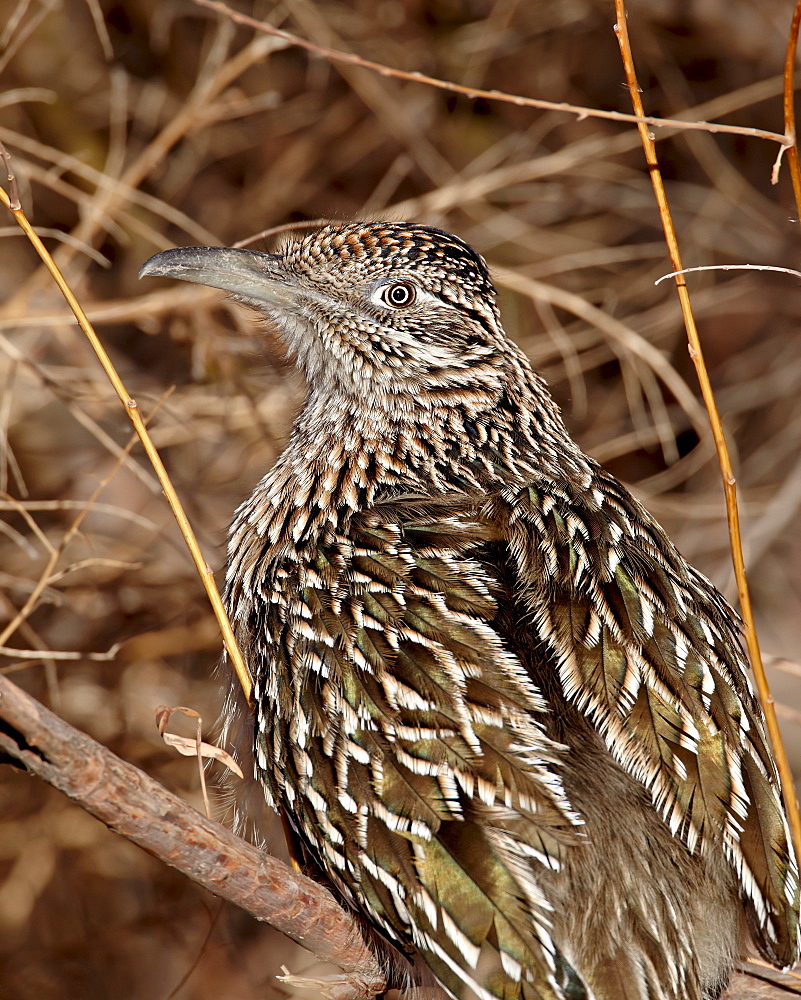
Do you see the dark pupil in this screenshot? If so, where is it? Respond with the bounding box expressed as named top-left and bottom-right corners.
top-left (389, 283), bottom-right (410, 305)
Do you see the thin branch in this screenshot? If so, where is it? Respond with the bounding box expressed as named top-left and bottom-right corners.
top-left (782, 2), bottom-right (801, 211)
top-left (0, 673), bottom-right (385, 1000)
top-left (193, 0), bottom-right (792, 151)
top-left (0, 177), bottom-right (253, 704)
top-left (0, 643), bottom-right (121, 661)
top-left (655, 264), bottom-right (801, 284)
top-left (613, 0), bottom-right (801, 866)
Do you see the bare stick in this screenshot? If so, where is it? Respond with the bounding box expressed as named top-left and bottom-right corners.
top-left (0, 170), bottom-right (252, 705)
top-left (0, 673), bottom-right (385, 1000)
top-left (193, 0), bottom-right (791, 152)
top-left (782, 2), bottom-right (801, 206)
top-left (613, 0), bottom-right (801, 865)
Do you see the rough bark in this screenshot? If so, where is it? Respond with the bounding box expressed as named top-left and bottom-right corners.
top-left (0, 672), bottom-right (386, 1000)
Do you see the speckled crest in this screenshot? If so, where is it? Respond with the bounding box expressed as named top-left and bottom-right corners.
top-left (284, 222), bottom-right (497, 302)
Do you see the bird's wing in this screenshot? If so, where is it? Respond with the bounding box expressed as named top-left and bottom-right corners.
top-left (251, 495), bottom-right (585, 1000)
top-left (494, 470), bottom-right (800, 967)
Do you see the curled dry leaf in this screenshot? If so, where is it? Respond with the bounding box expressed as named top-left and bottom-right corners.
top-left (156, 704), bottom-right (201, 732)
top-left (160, 731), bottom-right (244, 779)
top-left (156, 704), bottom-right (244, 784)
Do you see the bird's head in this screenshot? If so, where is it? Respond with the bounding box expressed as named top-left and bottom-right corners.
top-left (139, 223), bottom-right (517, 407)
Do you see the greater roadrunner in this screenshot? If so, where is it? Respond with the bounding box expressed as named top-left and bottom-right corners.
top-left (140, 224), bottom-right (800, 1000)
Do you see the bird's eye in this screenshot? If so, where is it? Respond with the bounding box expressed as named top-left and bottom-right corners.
top-left (378, 282), bottom-right (416, 308)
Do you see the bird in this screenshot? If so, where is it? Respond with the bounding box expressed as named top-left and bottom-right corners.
top-left (140, 223), bottom-right (800, 1000)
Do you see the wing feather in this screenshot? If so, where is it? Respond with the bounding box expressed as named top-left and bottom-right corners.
top-left (495, 472), bottom-right (799, 965)
top-left (244, 498), bottom-right (584, 1000)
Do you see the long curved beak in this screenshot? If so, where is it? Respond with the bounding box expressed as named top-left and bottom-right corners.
top-left (138, 246), bottom-right (297, 308)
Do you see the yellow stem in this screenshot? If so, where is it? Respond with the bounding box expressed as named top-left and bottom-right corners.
top-left (0, 183), bottom-right (252, 704)
top-left (613, 0), bottom-right (801, 866)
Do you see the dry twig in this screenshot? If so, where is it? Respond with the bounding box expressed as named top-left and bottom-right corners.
top-left (613, 0), bottom-right (801, 863)
top-left (193, 0), bottom-right (792, 154)
top-left (0, 166), bottom-right (252, 704)
top-left (0, 673), bottom-right (386, 1000)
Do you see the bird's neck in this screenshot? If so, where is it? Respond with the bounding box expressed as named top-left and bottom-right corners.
top-left (228, 373), bottom-right (588, 562)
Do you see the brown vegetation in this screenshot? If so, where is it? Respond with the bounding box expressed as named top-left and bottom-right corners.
top-left (2, 1), bottom-right (801, 998)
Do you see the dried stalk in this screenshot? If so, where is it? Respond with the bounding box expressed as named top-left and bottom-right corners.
top-left (783, 2), bottom-right (801, 213)
top-left (613, 0), bottom-right (801, 865)
top-left (193, 0), bottom-right (791, 152)
top-left (0, 673), bottom-right (385, 1000)
top-left (0, 171), bottom-right (252, 704)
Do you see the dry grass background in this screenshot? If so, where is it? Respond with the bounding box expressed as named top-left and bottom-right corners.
top-left (2, 0), bottom-right (801, 998)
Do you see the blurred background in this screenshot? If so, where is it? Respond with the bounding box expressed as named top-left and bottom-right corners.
top-left (2, 0), bottom-right (801, 997)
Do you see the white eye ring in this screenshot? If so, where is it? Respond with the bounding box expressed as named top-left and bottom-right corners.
top-left (375, 281), bottom-right (416, 308)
